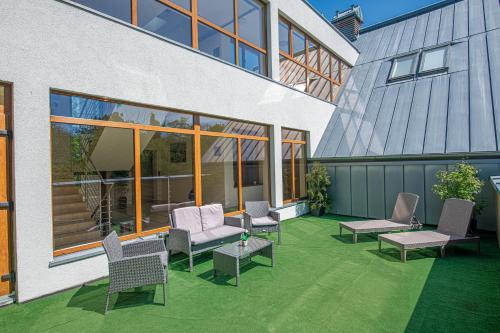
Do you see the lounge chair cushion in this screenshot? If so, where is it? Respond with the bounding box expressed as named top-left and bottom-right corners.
top-left (172, 206), bottom-right (203, 234)
top-left (379, 231), bottom-right (451, 249)
top-left (190, 225), bottom-right (245, 245)
top-left (200, 204), bottom-right (225, 230)
top-left (252, 216), bottom-right (278, 227)
top-left (340, 220), bottom-right (411, 233)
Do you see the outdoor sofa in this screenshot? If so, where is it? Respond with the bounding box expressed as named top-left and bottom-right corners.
top-left (244, 201), bottom-right (281, 244)
top-left (378, 198), bottom-right (480, 262)
top-left (102, 231), bottom-right (168, 314)
top-left (168, 204), bottom-right (245, 271)
top-left (339, 192), bottom-right (421, 243)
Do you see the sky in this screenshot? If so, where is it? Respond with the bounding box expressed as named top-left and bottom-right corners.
top-left (308, 0), bottom-right (444, 27)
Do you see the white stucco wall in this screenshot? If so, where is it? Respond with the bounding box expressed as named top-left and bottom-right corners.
top-left (0, 0), bottom-right (358, 302)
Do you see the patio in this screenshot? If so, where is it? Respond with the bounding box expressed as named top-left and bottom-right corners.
top-left (1, 215), bottom-right (499, 332)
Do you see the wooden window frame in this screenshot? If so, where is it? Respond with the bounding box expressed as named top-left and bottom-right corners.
top-left (278, 16), bottom-right (350, 103)
top-left (51, 91), bottom-right (270, 256)
top-left (282, 129), bottom-right (307, 204)
top-left (131, 0), bottom-right (267, 74)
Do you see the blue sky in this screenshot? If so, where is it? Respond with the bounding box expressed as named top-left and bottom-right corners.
top-left (308, 0), bottom-right (443, 27)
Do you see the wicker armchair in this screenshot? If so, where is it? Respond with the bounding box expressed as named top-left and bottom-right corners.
top-left (244, 201), bottom-right (281, 244)
top-left (102, 231), bottom-right (168, 314)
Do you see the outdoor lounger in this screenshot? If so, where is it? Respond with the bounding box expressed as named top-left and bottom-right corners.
top-left (339, 193), bottom-right (421, 243)
top-left (378, 198), bottom-right (480, 262)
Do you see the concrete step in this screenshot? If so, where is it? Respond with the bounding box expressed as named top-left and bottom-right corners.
top-left (53, 219), bottom-right (97, 236)
top-left (53, 202), bottom-right (89, 216)
top-left (52, 186), bottom-right (80, 196)
top-left (53, 211), bottom-right (92, 223)
top-left (52, 194), bottom-right (84, 205)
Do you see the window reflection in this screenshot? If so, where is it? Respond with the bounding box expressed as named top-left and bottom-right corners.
top-left (292, 28), bottom-right (306, 63)
top-left (238, 0), bottom-right (265, 48)
top-left (279, 19), bottom-right (290, 54)
top-left (294, 144), bottom-right (307, 199)
top-left (320, 48), bottom-right (330, 76)
top-left (140, 131), bottom-right (194, 231)
top-left (280, 56), bottom-right (307, 92)
top-left (282, 142), bottom-right (293, 201)
top-left (198, 23), bottom-right (236, 64)
top-left (198, 0), bottom-right (235, 32)
top-left (50, 93), bottom-right (193, 129)
top-left (241, 140), bottom-right (270, 203)
top-left (200, 116), bottom-right (267, 137)
top-left (169, 0), bottom-right (191, 10)
top-left (239, 43), bottom-right (266, 75)
top-left (308, 41), bottom-right (319, 70)
top-left (201, 136), bottom-right (239, 212)
top-left (308, 73), bottom-right (332, 101)
top-left (138, 0), bottom-right (192, 46)
top-left (73, 0), bottom-right (131, 22)
top-left (331, 56), bottom-right (340, 82)
top-left (51, 123), bottom-right (136, 250)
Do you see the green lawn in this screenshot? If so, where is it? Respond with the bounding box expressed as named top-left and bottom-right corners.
top-left (1, 215), bottom-right (500, 333)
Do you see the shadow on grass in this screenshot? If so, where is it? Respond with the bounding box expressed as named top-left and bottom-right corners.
top-left (197, 260), bottom-right (270, 287)
top-left (404, 237), bottom-right (500, 332)
top-left (67, 284), bottom-right (164, 315)
top-left (168, 251), bottom-right (213, 272)
top-left (331, 234), bottom-right (379, 244)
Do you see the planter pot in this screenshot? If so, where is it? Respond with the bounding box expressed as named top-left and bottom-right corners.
top-left (311, 207), bottom-right (325, 217)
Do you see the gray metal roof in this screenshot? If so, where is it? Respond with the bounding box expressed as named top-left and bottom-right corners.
top-left (315, 0), bottom-right (500, 158)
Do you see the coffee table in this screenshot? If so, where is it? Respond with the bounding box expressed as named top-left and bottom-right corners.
top-left (213, 237), bottom-right (274, 286)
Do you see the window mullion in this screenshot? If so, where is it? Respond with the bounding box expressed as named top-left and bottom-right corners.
top-left (133, 128), bottom-right (142, 234)
top-left (192, 0), bottom-right (199, 48)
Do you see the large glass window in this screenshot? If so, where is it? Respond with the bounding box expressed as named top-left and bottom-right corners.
top-left (279, 19), bottom-right (290, 54)
top-left (238, 0), bottom-right (266, 48)
top-left (201, 137), bottom-right (239, 212)
top-left (73, 0), bottom-right (267, 76)
top-left (282, 129), bottom-right (307, 202)
top-left (50, 93), bottom-right (193, 129)
top-left (140, 131), bottom-right (194, 231)
top-left (51, 123), bottom-right (136, 251)
top-left (239, 42), bottom-right (266, 75)
top-left (279, 16), bottom-right (351, 103)
top-left (51, 92), bottom-right (270, 254)
top-left (138, 0), bottom-right (192, 46)
top-left (198, 0), bottom-right (235, 33)
top-left (198, 23), bottom-right (236, 64)
top-left (241, 140), bottom-right (270, 203)
top-left (73, 0), bottom-right (131, 22)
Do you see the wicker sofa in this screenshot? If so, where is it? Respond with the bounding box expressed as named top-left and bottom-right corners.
top-left (168, 204), bottom-right (245, 271)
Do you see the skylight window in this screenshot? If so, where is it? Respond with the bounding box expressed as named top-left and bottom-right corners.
top-left (389, 54), bottom-right (418, 81)
top-left (419, 46), bottom-right (448, 73)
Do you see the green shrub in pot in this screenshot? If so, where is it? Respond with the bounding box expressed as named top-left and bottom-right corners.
top-left (306, 162), bottom-right (331, 216)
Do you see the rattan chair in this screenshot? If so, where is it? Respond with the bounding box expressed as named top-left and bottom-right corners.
top-left (244, 201), bottom-right (281, 244)
top-left (102, 231), bottom-right (168, 314)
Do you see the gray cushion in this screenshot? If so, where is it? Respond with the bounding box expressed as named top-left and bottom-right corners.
top-left (172, 206), bottom-right (203, 234)
top-left (252, 216), bottom-right (278, 226)
top-left (190, 225), bottom-right (245, 245)
top-left (200, 204), bottom-right (224, 231)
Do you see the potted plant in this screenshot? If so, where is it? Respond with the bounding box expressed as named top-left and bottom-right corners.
top-left (432, 162), bottom-right (485, 233)
top-left (306, 162), bottom-right (331, 217)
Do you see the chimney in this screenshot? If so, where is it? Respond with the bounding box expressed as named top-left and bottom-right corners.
top-left (332, 5), bottom-right (364, 41)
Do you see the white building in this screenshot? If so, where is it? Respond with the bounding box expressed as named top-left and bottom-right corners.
top-left (0, 0), bottom-right (358, 303)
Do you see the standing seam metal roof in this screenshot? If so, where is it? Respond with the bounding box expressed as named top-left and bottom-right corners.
top-left (315, 0), bottom-right (500, 158)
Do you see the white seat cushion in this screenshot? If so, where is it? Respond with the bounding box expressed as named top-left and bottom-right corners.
top-left (200, 204), bottom-right (225, 231)
top-left (172, 206), bottom-right (202, 234)
top-left (190, 225), bottom-right (245, 245)
top-left (252, 216), bottom-right (278, 227)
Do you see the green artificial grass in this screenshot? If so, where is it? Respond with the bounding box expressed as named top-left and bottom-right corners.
top-left (1, 215), bottom-right (500, 333)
